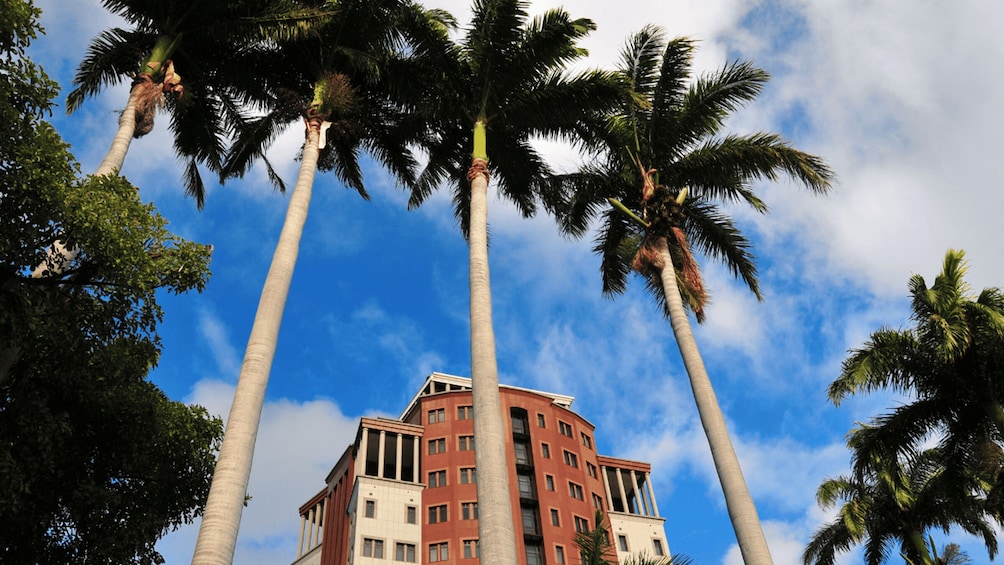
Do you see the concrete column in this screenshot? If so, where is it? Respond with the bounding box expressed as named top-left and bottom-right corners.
top-left (645, 472), bottom-right (660, 517)
top-left (600, 466), bottom-right (614, 511)
top-left (306, 506), bottom-right (316, 549)
top-left (629, 470), bottom-right (644, 515)
top-left (395, 433), bottom-right (403, 481)
top-left (297, 513), bottom-right (306, 557)
top-left (413, 435), bottom-right (420, 483)
top-left (377, 430), bottom-right (387, 478)
top-left (358, 427), bottom-right (370, 477)
top-left (615, 467), bottom-right (628, 513)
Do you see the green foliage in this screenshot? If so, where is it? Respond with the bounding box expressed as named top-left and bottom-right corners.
top-left (806, 250), bottom-right (1004, 565)
top-left (574, 509), bottom-right (615, 565)
top-left (0, 4), bottom-right (222, 563)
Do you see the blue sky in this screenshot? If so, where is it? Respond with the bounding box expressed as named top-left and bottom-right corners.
top-left (28, 1), bottom-right (1004, 564)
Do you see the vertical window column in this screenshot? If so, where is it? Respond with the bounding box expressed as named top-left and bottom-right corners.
top-left (629, 469), bottom-right (645, 515)
top-left (615, 468), bottom-right (629, 513)
top-left (600, 466), bottom-right (614, 512)
top-left (413, 435), bottom-right (421, 483)
top-left (396, 432), bottom-right (404, 481)
top-left (377, 430), bottom-right (387, 478)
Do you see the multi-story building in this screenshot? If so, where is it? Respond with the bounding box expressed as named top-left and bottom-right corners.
top-left (292, 372), bottom-right (669, 565)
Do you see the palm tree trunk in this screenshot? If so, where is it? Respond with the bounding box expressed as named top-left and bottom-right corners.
top-left (95, 85), bottom-right (140, 176)
top-left (468, 156), bottom-right (519, 565)
top-left (652, 236), bottom-right (773, 565)
top-left (191, 118), bottom-right (322, 565)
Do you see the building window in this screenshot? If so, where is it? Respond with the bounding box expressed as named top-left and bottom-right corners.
top-left (462, 502), bottom-right (479, 520)
top-left (396, 542), bottom-right (416, 562)
top-left (458, 435), bottom-right (475, 451)
top-left (518, 473), bottom-right (535, 498)
top-left (592, 493), bottom-right (604, 509)
top-left (364, 499), bottom-right (376, 518)
top-left (574, 515), bottom-right (589, 533)
top-left (541, 443), bottom-right (551, 459)
top-left (428, 438), bottom-right (446, 455)
top-left (428, 470), bottom-right (446, 487)
top-left (460, 467), bottom-right (477, 484)
top-left (618, 535), bottom-right (629, 552)
top-left (463, 539), bottom-right (480, 559)
top-left (363, 538), bottom-right (384, 558)
top-left (569, 482), bottom-right (583, 500)
top-left (521, 506), bottom-right (540, 535)
top-left (429, 504), bottom-right (447, 524)
top-left (558, 421), bottom-right (573, 437)
top-left (581, 432), bottom-right (592, 449)
top-left (526, 543), bottom-right (545, 565)
top-left (550, 508), bottom-right (560, 526)
top-left (428, 408), bottom-right (445, 424)
top-left (563, 450), bottom-right (578, 468)
top-left (406, 505), bottom-right (417, 524)
top-left (458, 405), bottom-right (473, 420)
top-left (537, 413), bottom-right (546, 428)
top-left (586, 462), bottom-right (597, 478)
top-left (653, 539), bottom-right (665, 556)
top-left (555, 546), bottom-right (566, 564)
top-left (515, 442), bottom-right (532, 465)
top-left (429, 542), bottom-right (449, 562)
top-left (545, 475), bottom-right (555, 491)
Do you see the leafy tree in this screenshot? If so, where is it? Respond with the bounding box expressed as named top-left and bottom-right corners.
top-left (574, 510), bottom-right (615, 565)
top-left (552, 26), bottom-right (833, 565)
top-left (189, 2), bottom-right (451, 562)
top-left (622, 551), bottom-right (696, 565)
top-left (0, 3), bottom-right (221, 563)
top-left (807, 250), bottom-right (1004, 564)
top-left (404, 2), bottom-right (622, 561)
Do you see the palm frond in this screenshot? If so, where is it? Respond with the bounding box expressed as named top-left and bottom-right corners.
top-left (67, 28), bottom-right (153, 112)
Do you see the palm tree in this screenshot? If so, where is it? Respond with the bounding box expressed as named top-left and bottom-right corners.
top-left (803, 446), bottom-right (996, 565)
top-left (404, 2), bottom-right (622, 562)
top-left (810, 249), bottom-right (1004, 564)
top-left (188, 2), bottom-right (449, 564)
top-left (622, 552), bottom-right (696, 565)
top-left (552, 27), bottom-right (833, 565)
top-left (574, 510), bottom-right (615, 565)
top-left (68, 0), bottom-right (328, 200)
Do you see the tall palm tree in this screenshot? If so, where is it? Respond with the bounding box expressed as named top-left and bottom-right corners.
top-left (68, 0), bottom-right (329, 201)
top-left (809, 249), bottom-right (1004, 564)
top-left (803, 445), bottom-right (996, 565)
top-left (189, 2), bottom-right (449, 563)
top-left (574, 510), bottom-right (615, 565)
top-left (404, 2), bottom-right (622, 562)
top-left (553, 27), bottom-right (833, 565)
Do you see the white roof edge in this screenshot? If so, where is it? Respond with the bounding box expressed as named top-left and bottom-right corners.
top-left (398, 372), bottom-right (575, 421)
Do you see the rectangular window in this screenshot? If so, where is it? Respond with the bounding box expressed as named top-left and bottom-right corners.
top-left (545, 475), bottom-right (555, 491)
top-left (428, 408), bottom-right (445, 424)
top-left (586, 462), bottom-right (597, 478)
top-left (462, 501), bottom-right (479, 520)
top-left (428, 470), bottom-right (446, 487)
top-left (518, 473), bottom-right (535, 498)
top-left (581, 432), bottom-right (592, 449)
top-left (541, 443), bottom-right (550, 459)
top-left (556, 546), bottom-right (566, 564)
top-left (537, 413), bottom-right (546, 428)
top-left (460, 467), bottom-right (477, 484)
top-left (463, 539), bottom-right (480, 559)
top-left (429, 542), bottom-right (448, 562)
top-left (558, 421), bottom-right (573, 437)
top-left (429, 504), bottom-right (447, 524)
top-left (457, 405), bottom-right (473, 420)
top-left (406, 505), bottom-right (417, 524)
top-left (364, 499), bottom-right (376, 518)
top-left (396, 542), bottom-right (416, 562)
top-left (574, 516), bottom-right (589, 533)
top-left (563, 450), bottom-right (578, 468)
top-left (515, 442), bottom-right (532, 465)
top-left (617, 535), bottom-right (629, 552)
top-left (653, 539), bottom-right (665, 556)
top-left (526, 543), bottom-right (544, 565)
top-left (363, 538), bottom-right (384, 558)
top-left (550, 508), bottom-right (560, 526)
top-left (458, 435), bottom-right (475, 451)
top-left (521, 506), bottom-right (540, 535)
top-left (592, 493), bottom-right (604, 509)
top-left (569, 482), bottom-right (583, 500)
top-left (428, 438), bottom-right (446, 455)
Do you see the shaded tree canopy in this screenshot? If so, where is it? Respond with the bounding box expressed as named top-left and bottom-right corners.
top-left (0, 2), bottom-right (222, 563)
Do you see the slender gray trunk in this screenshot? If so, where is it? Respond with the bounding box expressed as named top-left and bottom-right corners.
top-left (469, 159), bottom-right (518, 565)
top-left (191, 119), bottom-right (323, 565)
top-left (653, 237), bottom-right (773, 565)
